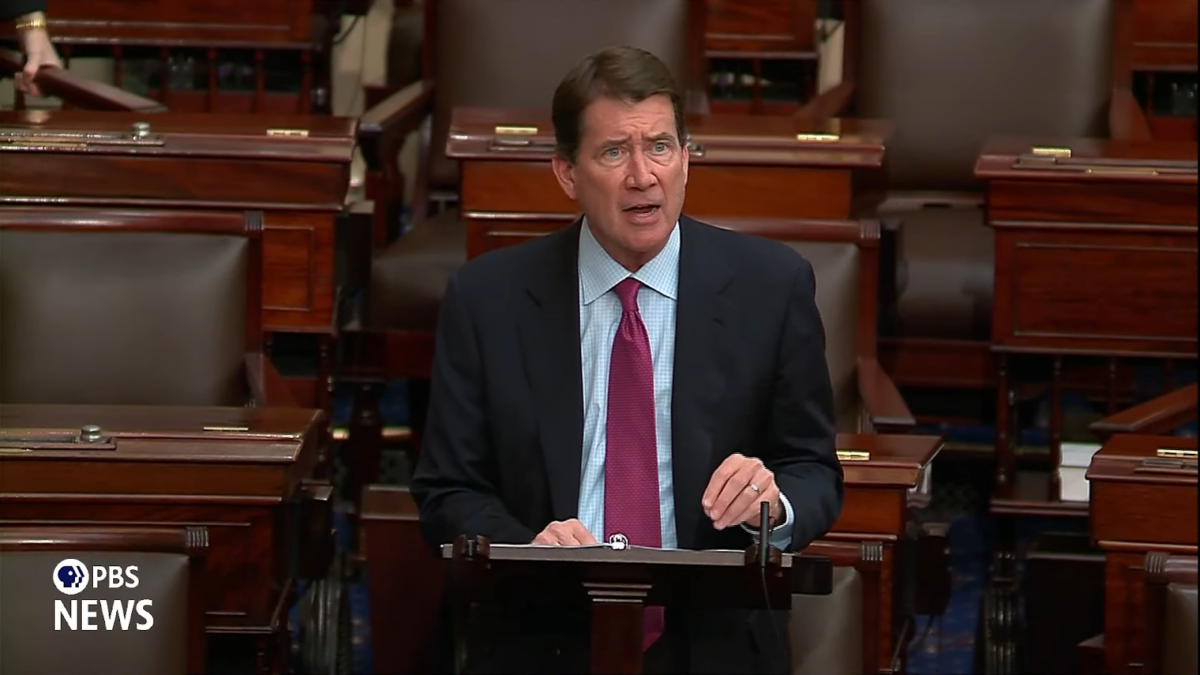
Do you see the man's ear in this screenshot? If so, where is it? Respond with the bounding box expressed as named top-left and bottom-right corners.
top-left (551, 153), bottom-right (578, 201)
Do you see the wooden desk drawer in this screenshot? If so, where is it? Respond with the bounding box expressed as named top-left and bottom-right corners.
top-left (460, 161), bottom-right (855, 220)
top-left (988, 179), bottom-right (1197, 226)
top-left (829, 487), bottom-right (906, 536)
top-left (1090, 481), bottom-right (1198, 546)
top-left (991, 226), bottom-right (1198, 355)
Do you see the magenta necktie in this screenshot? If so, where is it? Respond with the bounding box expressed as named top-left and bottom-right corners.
top-left (603, 277), bottom-right (664, 650)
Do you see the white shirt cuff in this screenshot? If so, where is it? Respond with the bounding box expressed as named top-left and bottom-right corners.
top-left (740, 492), bottom-right (795, 550)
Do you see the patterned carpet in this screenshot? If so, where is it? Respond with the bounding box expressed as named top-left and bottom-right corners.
top-left (906, 515), bottom-right (990, 675)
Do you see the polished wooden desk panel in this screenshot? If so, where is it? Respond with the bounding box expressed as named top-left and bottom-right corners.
top-left (1087, 434), bottom-right (1198, 674)
top-left (0, 0), bottom-right (320, 45)
top-left (446, 108), bottom-right (891, 259)
top-left (0, 110), bottom-right (354, 336)
top-left (975, 136), bottom-right (1198, 502)
top-left (0, 404), bottom-right (328, 674)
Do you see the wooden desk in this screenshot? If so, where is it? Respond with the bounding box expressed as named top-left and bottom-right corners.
top-left (975, 136), bottom-right (1198, 502)
top-left (0, 110), bottom-right (355, 408)
top-left (0, 404), bottom-right (330, 675)
top-left (809, 433), bottom-right (942, 675)
top-left (1087, 434), bottom-right (1198, 674)
top-left (445, 108), bottom-right (891, 259)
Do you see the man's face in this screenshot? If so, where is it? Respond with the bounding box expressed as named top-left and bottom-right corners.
top-left (552, 94), bottom-right (688, 271)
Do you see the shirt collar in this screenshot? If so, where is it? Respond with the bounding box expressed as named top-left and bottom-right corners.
top-left (578, 217), bottom-right (680, 305)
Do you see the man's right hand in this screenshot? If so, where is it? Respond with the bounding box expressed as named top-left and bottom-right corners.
top-left (532, 519), bottom-right (598, 546)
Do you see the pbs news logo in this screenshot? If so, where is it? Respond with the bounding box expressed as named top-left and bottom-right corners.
top-left (52, 559), bottom-right (154, 631)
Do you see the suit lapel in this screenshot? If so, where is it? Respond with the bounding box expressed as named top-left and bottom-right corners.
top-left (520, 219), bottom-right (585, 521)
top-left (671, 217), bottom-right (735, 548)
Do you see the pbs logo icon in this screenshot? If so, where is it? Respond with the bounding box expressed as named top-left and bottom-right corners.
top-left (53, 559), bottom-right (89, 596)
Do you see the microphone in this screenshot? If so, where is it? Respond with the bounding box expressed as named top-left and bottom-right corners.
top-left (758, 501), bottom-right (770, 571)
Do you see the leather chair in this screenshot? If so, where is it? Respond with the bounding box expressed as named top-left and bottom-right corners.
top-left (755, 217), bottom-right (915, 434)
top-left (801, 0), bottom-right (1137, 388)
top-left (0, 525), bottom-right (208, 675)
top-left (791, 540), bottom-right (882, 675)
top-left (346, 0), bottom-right (704, 500)
top-left (0, 207), bottom-right (295, 407)
top-left (1144, 552), bottom-right (1199, 675)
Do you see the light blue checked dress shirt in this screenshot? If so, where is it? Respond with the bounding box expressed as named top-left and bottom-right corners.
top-left (576, 220), bottom-right (795, 549)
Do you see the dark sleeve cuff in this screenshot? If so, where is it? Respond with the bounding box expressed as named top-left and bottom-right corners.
top-left (3, 0), bottom-right (46, 22)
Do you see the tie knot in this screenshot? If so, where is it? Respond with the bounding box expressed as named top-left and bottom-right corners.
top-left (613, 277), bottom-right (642, 312)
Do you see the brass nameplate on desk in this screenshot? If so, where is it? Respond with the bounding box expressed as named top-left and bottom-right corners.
top-left (1031, 146), bottom-right (1072, 158)
top-left (494, 125), bottom-right (538, 136)
top-left (795, 132), bottom-right (840, 142)
top-left (837, 450), bottom-right (871, 461)
top-left (1158, 448), bottom-right (1199, 459)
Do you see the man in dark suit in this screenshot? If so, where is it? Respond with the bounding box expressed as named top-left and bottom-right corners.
top-left (411, 44), bottom-right (843, 674)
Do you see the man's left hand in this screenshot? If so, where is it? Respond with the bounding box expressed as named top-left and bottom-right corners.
top-left (702, 453), bottom-right (781, 530)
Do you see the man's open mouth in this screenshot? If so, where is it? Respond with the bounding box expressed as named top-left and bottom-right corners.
top-left (624, 204), bottom-right (659, 215)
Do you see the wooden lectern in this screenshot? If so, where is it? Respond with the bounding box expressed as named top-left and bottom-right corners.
top-left (443, 535), bottom-right (833, 675)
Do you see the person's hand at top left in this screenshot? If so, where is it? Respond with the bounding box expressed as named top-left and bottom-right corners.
top-left (16, 22), bottom-right (63, 97)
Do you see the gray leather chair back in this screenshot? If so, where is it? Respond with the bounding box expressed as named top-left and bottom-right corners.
top-left (1163, 583), bottom-right (1199, 675)
top-left (785, 239), bottom-right (861, 432)
top-left (857, 0), bottom-right (1115, 190)
top-left (789, 567), bottom-right (864, 675)
top-left (0, 529), bottom-right (204, 675)
top-left (0, 211), bottom-right (253, 406)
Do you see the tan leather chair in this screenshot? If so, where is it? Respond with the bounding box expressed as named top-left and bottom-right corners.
top-left (0, 525), bottom-right (208, 675)
top-left (0, 207), bottom-right (295, 407)
top-left (1145, 552), bottom-right (1199, 675)
top-left (763, 218), bottom-right (914, 434)
top-left (791, 540), bottom-right (883, 675)
top-left (802, 0), bottom-right (1132, 384)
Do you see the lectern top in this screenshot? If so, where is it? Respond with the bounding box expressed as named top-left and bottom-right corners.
top-left (441, 542), bottom-right (794, 568)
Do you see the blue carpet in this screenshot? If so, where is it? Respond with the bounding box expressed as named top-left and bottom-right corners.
top-left (907, 515), bottom-right (990, 675)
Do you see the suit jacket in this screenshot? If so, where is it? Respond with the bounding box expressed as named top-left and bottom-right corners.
top-left (1, 0), bottom-right (43, 22)
top-left (411, 215), bottom-right (843, 674)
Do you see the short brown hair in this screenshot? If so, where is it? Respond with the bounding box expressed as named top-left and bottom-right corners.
top-left (552, 45), bottom-right (687, 163)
